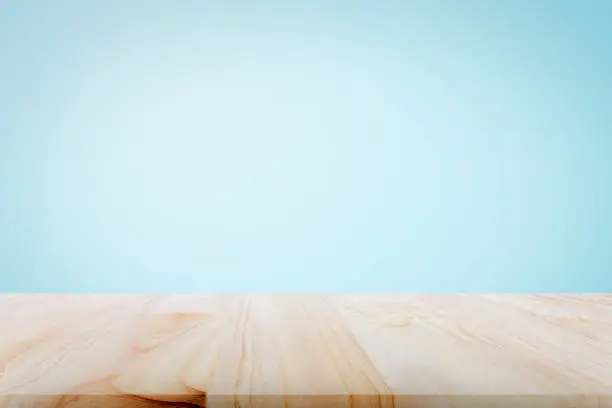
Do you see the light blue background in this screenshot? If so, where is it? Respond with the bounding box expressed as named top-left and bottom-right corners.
top-left (1, 1), bottom-right (611, 293)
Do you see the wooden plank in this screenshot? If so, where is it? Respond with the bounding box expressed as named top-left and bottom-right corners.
top-left (0, 294), bottom-right (610, 407)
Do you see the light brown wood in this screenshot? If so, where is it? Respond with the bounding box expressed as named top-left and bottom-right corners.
top-left (0, 294), bottom-right (611, 407)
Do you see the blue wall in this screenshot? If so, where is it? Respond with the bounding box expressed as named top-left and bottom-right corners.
top-left (1, 1), bottom-right (611, 292)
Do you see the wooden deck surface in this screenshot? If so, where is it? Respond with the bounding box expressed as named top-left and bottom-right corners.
top-left (0, 294), bottom-right (611, 407)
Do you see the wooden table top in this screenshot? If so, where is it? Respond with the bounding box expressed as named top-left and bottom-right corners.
top-left (0, 294), bottom-right (611, 408)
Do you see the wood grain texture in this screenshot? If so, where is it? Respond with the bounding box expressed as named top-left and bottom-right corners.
top-left (0, 294), bottom-right (611, 408)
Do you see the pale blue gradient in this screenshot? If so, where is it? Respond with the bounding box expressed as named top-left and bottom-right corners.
top-left (1, 1), bottom-right (611, 292)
